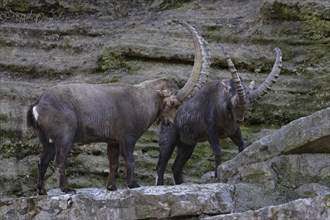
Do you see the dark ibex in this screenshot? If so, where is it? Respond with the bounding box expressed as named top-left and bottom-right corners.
top-left (156, 45), bottom-right (282, 185)
top-left (27, 21), bottom-right (210, 195)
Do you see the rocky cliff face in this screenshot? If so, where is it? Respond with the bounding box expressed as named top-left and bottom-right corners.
top-left (0, 0), bottom-right (329, 218)
top-left (1, 107), bottom-right (329, 219)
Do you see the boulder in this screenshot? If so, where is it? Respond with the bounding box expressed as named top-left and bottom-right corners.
top-left (0, 184), bottom-right (234, 219)
top-left (219, 107), bottom-right (330, 179)
top-left (204, 194), bottom-right (330, 220)
top-left (217, 107), bottom-right (330, 211)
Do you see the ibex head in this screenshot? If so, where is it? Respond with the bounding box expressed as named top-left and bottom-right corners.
top-left (219, 45), bottom-right (282, 122)
top-left (157, 21), bottom-right (211, 125)
top-left (157, 87), bottom-right (181, 125)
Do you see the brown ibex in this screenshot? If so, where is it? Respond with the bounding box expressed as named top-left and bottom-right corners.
top-left (156, 45), bottom-right (282, 185)
top-left (27, 21), bottom-right (211, 195)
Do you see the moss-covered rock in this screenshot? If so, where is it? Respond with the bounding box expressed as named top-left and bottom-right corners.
top-left (0, 0), bottom-right (95, 16)
top-left (1, 0), bottom-right (329, 198)
top-left (260, 1), bottom-right (330, 41)
top-left (97, 47), bottom-right (132, 73)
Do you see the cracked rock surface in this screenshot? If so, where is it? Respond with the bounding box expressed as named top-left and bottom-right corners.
top-left (0, 0), bottom-right (329, 219)
top-left (214, 107), bottom-right (330, 216)
top-left (1, 108), bottom-right (329, 219)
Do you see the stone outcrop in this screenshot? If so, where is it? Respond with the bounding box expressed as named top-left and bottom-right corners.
top-left (218, 107), bottom-right (330, 189)
top-left (1, 185), bottom-right (329, 219)
top-left (1, 184), bottom-right (234, 219)
top-left (212, 107), bottom-right (330, 217)
top-left (205, 108), bottom-right (330, 217)
top-left (204, 194), bottom-right (330, 220)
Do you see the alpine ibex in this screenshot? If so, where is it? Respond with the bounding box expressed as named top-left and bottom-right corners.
top-left (27, 21), bottom-right (211, 195)
top-left (156, 45), bottom-right (282, 185)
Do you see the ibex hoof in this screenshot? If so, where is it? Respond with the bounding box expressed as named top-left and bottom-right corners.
top-left (107, 185), bottom-right (117, 191)
top-left (38, 189), bottom-right (47, 195)
top-left (128, 182), bottom-right (140, 189)
top-left (61, 186), bottom-right (76, 194)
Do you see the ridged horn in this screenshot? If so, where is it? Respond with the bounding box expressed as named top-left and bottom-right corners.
top-left (173, 20), bottom-right (211, 102)
top-left (219, 44), bottom-right (247, 107)
top-left (188, 37), bottom-right (211, 99)
top-left (248, 48), bottom-right (282, 103)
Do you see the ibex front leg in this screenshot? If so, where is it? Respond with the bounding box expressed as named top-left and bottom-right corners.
top-left (208, 131), bottom-right (221, 179)
top-left (107, 143), bottom-right (119, 191)
top-left (120, 136), bottom-right (140, 189)
top-left (229, 127), bottom-right (245, 152)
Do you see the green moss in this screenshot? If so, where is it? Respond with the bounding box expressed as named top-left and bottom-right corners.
top-left (0, 0), bottom-right (95, 18)
top-left (158, 0), bottom-right (193, 10)
top-left (0, 141), bottom-right (40, 159)
top-left (264, 2), bottom-right (302, 21)
top-left (203, 25), bottom-right (240, 44)
top-left (0, 129), bottom-right (21, 143)
top-left (0, 127), bottom-right (40, 159)
top-left (97, 49), bottom-right (131, 73)
top-left (107, 76), bottom-right (121, 83)
top-left (0, 113), bottom-right (10, 122)
top-left (0, 37), bottom-right (15, 47)
top-left (304, 15), bottom-right (330, 40)
top-left (246, 88), bottom-right (328, 127)
top-left (5, 0), bottom-right (31, 13)
top-left (254, 103), bottom-right (293, 126)
top-left (68, 0), bottom-right (83, 13)
top-left (246, 103), bottom-right (300, 126)
top-left (260, 1), bottom-right (330, 41)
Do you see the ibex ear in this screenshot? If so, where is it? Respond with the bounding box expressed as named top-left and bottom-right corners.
top-left (157, 89), bottom-right (172, 97)
top-left (222, 80), bottom-right (231, 95)
top-left (249, 81), bottom-right (255, 90)
top-left (231, 95), bottom-right (238, 106)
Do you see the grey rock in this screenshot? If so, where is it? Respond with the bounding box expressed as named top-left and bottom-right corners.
top-left (295, 183), bottom-right (330, 198)
top-left (203, 194), bottom-right (330, 220)
top-left (217, 107), bottom-right (330, 212)
top-left (0, 0), bottom-right (329, 219)
top-left (218, 107), bottom-right (330, 184)
top-left (0, 184), bottom-right (234, 219)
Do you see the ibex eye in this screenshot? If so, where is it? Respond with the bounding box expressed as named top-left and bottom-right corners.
top-left (170, 101), bottom-right (177, 107)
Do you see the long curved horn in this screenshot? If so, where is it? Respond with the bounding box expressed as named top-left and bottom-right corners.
top-left (188, 37), bottom-right (210, 99)
top-left (219, 44), bottom-right (247, 107)
top-left (248, 48), bottom-right (282, 103)
top-left (174, 20), bottom-right (211, 102)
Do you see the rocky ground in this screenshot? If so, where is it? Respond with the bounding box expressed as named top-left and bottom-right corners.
top-left (0, 0), bottom-right (329, 202)
top-left (1, 107), bottom-right (329, 219)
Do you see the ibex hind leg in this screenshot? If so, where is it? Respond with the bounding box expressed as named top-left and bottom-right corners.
top-left (37, 129), bottom-right (55, 195)
top-left (53, 135), bottom-right (75, 194)
top-left (171, 142), bottom-right (197, 185)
